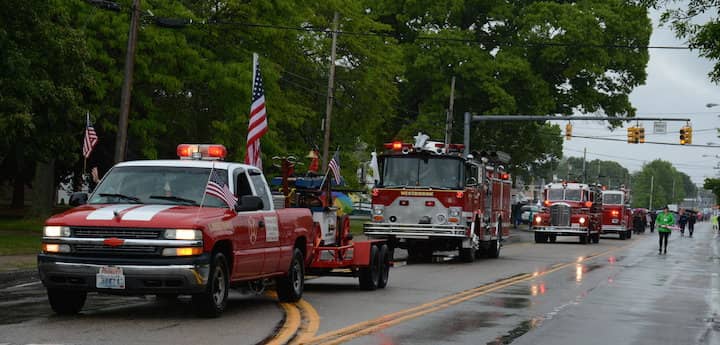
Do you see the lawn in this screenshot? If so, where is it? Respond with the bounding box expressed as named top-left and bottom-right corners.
top-left (350, 217), bottom-right (369, 236)
top-left (0, 218), bottom-right (44, 255)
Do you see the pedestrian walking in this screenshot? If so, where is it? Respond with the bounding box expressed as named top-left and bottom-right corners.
top-left (687, 210), bottom-right (697, 237)
top-left (656, 206), bottom-right (675, 255)
top-left (678, 209), bottom-right (688, 236)
top-left (649, 210), bottom-right (657, 233)
top-left (712, 213), bottom-right (719, 232)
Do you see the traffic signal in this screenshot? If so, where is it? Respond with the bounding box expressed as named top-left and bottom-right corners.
top-left (679, 127), bottom-right (686, 145)
top-left (565, 123), bottom-right (572, 140)
top-left (686, 126), bottom-right (692, 144)
top-left (638, 127), bottom-right (645, 143)
top-left (627, 126), bottom-right (636, 143)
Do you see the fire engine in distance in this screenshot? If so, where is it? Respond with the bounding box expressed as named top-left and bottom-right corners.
top-left (532, 182), bottom-right (603, 244)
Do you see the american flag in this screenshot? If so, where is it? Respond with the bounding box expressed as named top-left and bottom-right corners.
top-left (329, 150), bottom-right (341, 184)
top-left (205, 169), bottom-right (238, 209)
top-left (83, 112), bottom-right (98, 159)
top-left (245, 53), bottom-right (268, 169)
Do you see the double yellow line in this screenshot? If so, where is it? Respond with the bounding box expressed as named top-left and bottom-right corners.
top-left (266, 240), bottom-right (634, 345)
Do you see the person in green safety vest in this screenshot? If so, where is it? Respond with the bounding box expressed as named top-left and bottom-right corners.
top-left (655, 206), bottom-right (675, 255)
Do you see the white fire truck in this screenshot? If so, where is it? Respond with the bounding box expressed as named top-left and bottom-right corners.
top-left (363, 134), bottom-right (512, 262)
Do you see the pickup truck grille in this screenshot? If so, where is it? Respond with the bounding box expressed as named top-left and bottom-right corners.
top-left (550, 204), bottom-right (571, 226)
top-left (74, 244), bottom-right (158, 255)
top-left (72, 227), bottom-right (163, 239)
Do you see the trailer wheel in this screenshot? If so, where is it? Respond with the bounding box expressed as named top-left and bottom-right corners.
top-left (47, 289), bottom-right (86, 315)
top-left (359, 245), bottom-right (380, 290)
top-left (277, 248), bottom-right (305, 302)
top-left (193, 252), bottom-right (229, 317)
top-left (377, 244), bottom-right (391, 289)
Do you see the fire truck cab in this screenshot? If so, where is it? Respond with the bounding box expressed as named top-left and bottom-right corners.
top-left (601, 189), bottom-right (632, 240)
top-left (364, 134), bottom-right (511, 262)
top-left (532, 182), bottom-right (603, 244)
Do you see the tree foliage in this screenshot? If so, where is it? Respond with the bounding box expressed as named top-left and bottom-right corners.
top-left (631, 160), bottom-right (697, 209)
top-left (704, 177), bottom-right (720, 203)
top-left (1, 0), bottom-right (654, 210)
top-left (551, 157), bottom-right (631, 188)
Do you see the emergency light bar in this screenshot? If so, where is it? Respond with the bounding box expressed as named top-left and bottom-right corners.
top-left (177, 144), bottom-right (227, 160)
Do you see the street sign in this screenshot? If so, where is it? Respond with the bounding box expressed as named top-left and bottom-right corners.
top-left (653, 121), bottom-right (666, 134)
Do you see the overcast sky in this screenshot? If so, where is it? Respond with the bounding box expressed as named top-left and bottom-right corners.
top-left (558, 9), bottom-right (720, 185)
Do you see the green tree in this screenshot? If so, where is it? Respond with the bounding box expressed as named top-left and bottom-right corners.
top-left (551, 157), bottom-right (630, 188)
top-left (631, 159), bottom-right (695, 208)
top-left (704, 178), bottom-right (720, 203)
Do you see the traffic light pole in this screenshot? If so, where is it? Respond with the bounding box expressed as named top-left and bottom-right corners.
top-left (462, 113), bottom-right (693, 155)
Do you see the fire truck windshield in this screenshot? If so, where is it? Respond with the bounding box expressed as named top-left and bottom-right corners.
top-left (548, 188), bottom-right (582, 201)
top-left (89, 166), bottom-right (229, 208)
top-left (602, 193), bottom-right (623, 205)
top-left (382, 156), bottom-right (464, 189)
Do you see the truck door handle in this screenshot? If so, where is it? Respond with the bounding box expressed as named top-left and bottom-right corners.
top-left (258, 221), bottom-right (265, 227)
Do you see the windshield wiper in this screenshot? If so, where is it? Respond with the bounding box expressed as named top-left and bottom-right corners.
top-left (149, 195), bottom-right (198, 205)
top-left (98, 193), bottom-right (142, 203)
top-left (427, 185), bottom-right (451, 190)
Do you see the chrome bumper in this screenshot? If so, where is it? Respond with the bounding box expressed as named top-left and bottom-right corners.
top-left (533, 226), bottom-right (589, 234)
top-left (602, 225), bottom-right (626, 233)
top-left (38, 254), bottom-right (211, 294)
top-left (364, 222), bottom-right (467, 238)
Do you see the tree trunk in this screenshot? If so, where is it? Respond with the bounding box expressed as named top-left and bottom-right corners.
top-left (30, 159), bottom-right (55, 219)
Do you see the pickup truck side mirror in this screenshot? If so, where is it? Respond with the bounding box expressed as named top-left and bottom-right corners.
top-left (69, 192), bottom-right (89, 206)
top-left (235, 195), bottom-right (264, 212)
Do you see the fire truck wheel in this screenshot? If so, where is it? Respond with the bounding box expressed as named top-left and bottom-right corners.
top-left (592, 233), bottom-right (600, 243)
top-left (579, 235), bottom-right (589, 244)
top-left (277, 248), bottom-right (305, 302)
top-left (47, 288), bottom-right (86, 315)
top-left (627, 230), bottom-right (632, 239)
top-left (619, 231), bottom-right (626, 240)
top-left (193, 253), bottom-right (229, 317)
top-left (549, 234), bottom-right (557, 243)
top-left (459, 246), bottom-right (476, 262)
top-left (377, 244), bottom-right (391, 288)
top-left (359, 245), bottom-right (380, 290)
top-left (534, 232), bottom-right (546, 243)
top-left (487, 238), bottom-right (501, 259)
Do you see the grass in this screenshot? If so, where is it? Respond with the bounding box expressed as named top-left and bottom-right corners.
top-left (0, 218), bottom-right (44, 256)
top-left (350, 217), bottom-right (368, 236)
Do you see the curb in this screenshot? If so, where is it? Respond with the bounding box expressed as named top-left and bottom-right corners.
top-left (0, 269), bottom-right (38, 288)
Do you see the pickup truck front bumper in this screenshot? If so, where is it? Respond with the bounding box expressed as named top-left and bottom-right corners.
top-left (37, 253), bottom-right (211, 295)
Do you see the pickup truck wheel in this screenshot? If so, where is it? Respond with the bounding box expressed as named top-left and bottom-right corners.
top-left (193, 253), bottom-right (229, 317)
top-left (359, 245), bottom-right (380, 290)
top-left (377, 244), bottom-right (391, 289)
top-left (47, 288), bottom-right (86, 315)
top-left (277, 248), bottom-right (305, 302)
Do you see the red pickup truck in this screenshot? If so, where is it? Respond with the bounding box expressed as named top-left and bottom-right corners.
top-left (38, 144), bottom-right (314, 317)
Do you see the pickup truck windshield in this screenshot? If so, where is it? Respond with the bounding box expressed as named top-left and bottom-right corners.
top-left (89, 166), bottom-right (229, 208)
top-left (548, 188), bottom-right (582, 201)
top-left (382, 156), bottom-right (464, 189)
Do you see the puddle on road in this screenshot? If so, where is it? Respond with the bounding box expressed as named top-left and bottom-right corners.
top-left (482, 297), bottom-right (532, 309)
top-left (486, 317), bottom-right (543, 345)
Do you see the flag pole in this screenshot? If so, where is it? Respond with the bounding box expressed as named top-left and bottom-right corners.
top-left (198, 162), bottom-right (214, 210)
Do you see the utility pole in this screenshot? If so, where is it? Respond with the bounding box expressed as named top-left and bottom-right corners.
top-left (649, 175), bottom-right (654, 210)
top-left (582, 147), bottom-right (587, 184)
top-left (114, 0), bottom-right (141, 163)
top-left (672, 178), bottom-right (676, 202)
top-left (444, 76), bottom-right (456, 146)
top-left (321, 12), bottom-right (339, 170)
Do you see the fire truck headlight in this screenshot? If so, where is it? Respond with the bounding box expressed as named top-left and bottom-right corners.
top-left (449, 207), bottom-right (462, 217)
top-left (534, 216), bottom-right (542, 224)
top-left (43, 226), bottom-right (70, 237)
top-left (579, 217), bottom-right (586, 225)
top-left (165, 229), bottom-right (203, 240)
top-left (372, 205), bottom-right (384, 215)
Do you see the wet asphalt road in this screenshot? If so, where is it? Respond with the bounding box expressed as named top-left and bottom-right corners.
top-left (340, 223), bottom-right (720, 345)
top-left (1, 224), bottom-right (718, 345)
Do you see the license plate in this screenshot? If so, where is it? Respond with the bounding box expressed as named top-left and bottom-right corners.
top-left (612, 219), bottom-right (619, 224)
top-left (96, 266), bottom-right (125, 289)
top-left (571, 223), bottom-right (580, 229)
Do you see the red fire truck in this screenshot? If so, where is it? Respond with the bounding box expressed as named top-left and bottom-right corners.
top-left (532, 182), bottom-right (603, 244)
top-left (38, 144), bottom-right (389, 317)
top-left (363, 134), bottom-right (511, 262)
top-left (601, 189), bottom-right (632, 240)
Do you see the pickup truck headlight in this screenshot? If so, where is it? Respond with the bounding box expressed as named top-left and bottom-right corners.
top-left (43, 226), bottom-right (70, 237)
top-left (164, 229), bottom-right (202, 240)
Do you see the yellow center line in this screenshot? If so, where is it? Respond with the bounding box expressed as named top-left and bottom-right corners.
top-left (309, 240), bottom-right (637, 344)
top-left (266, 302), bottom-right (302, 345)
top-left (292, 299), bottom-right (321, 344)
